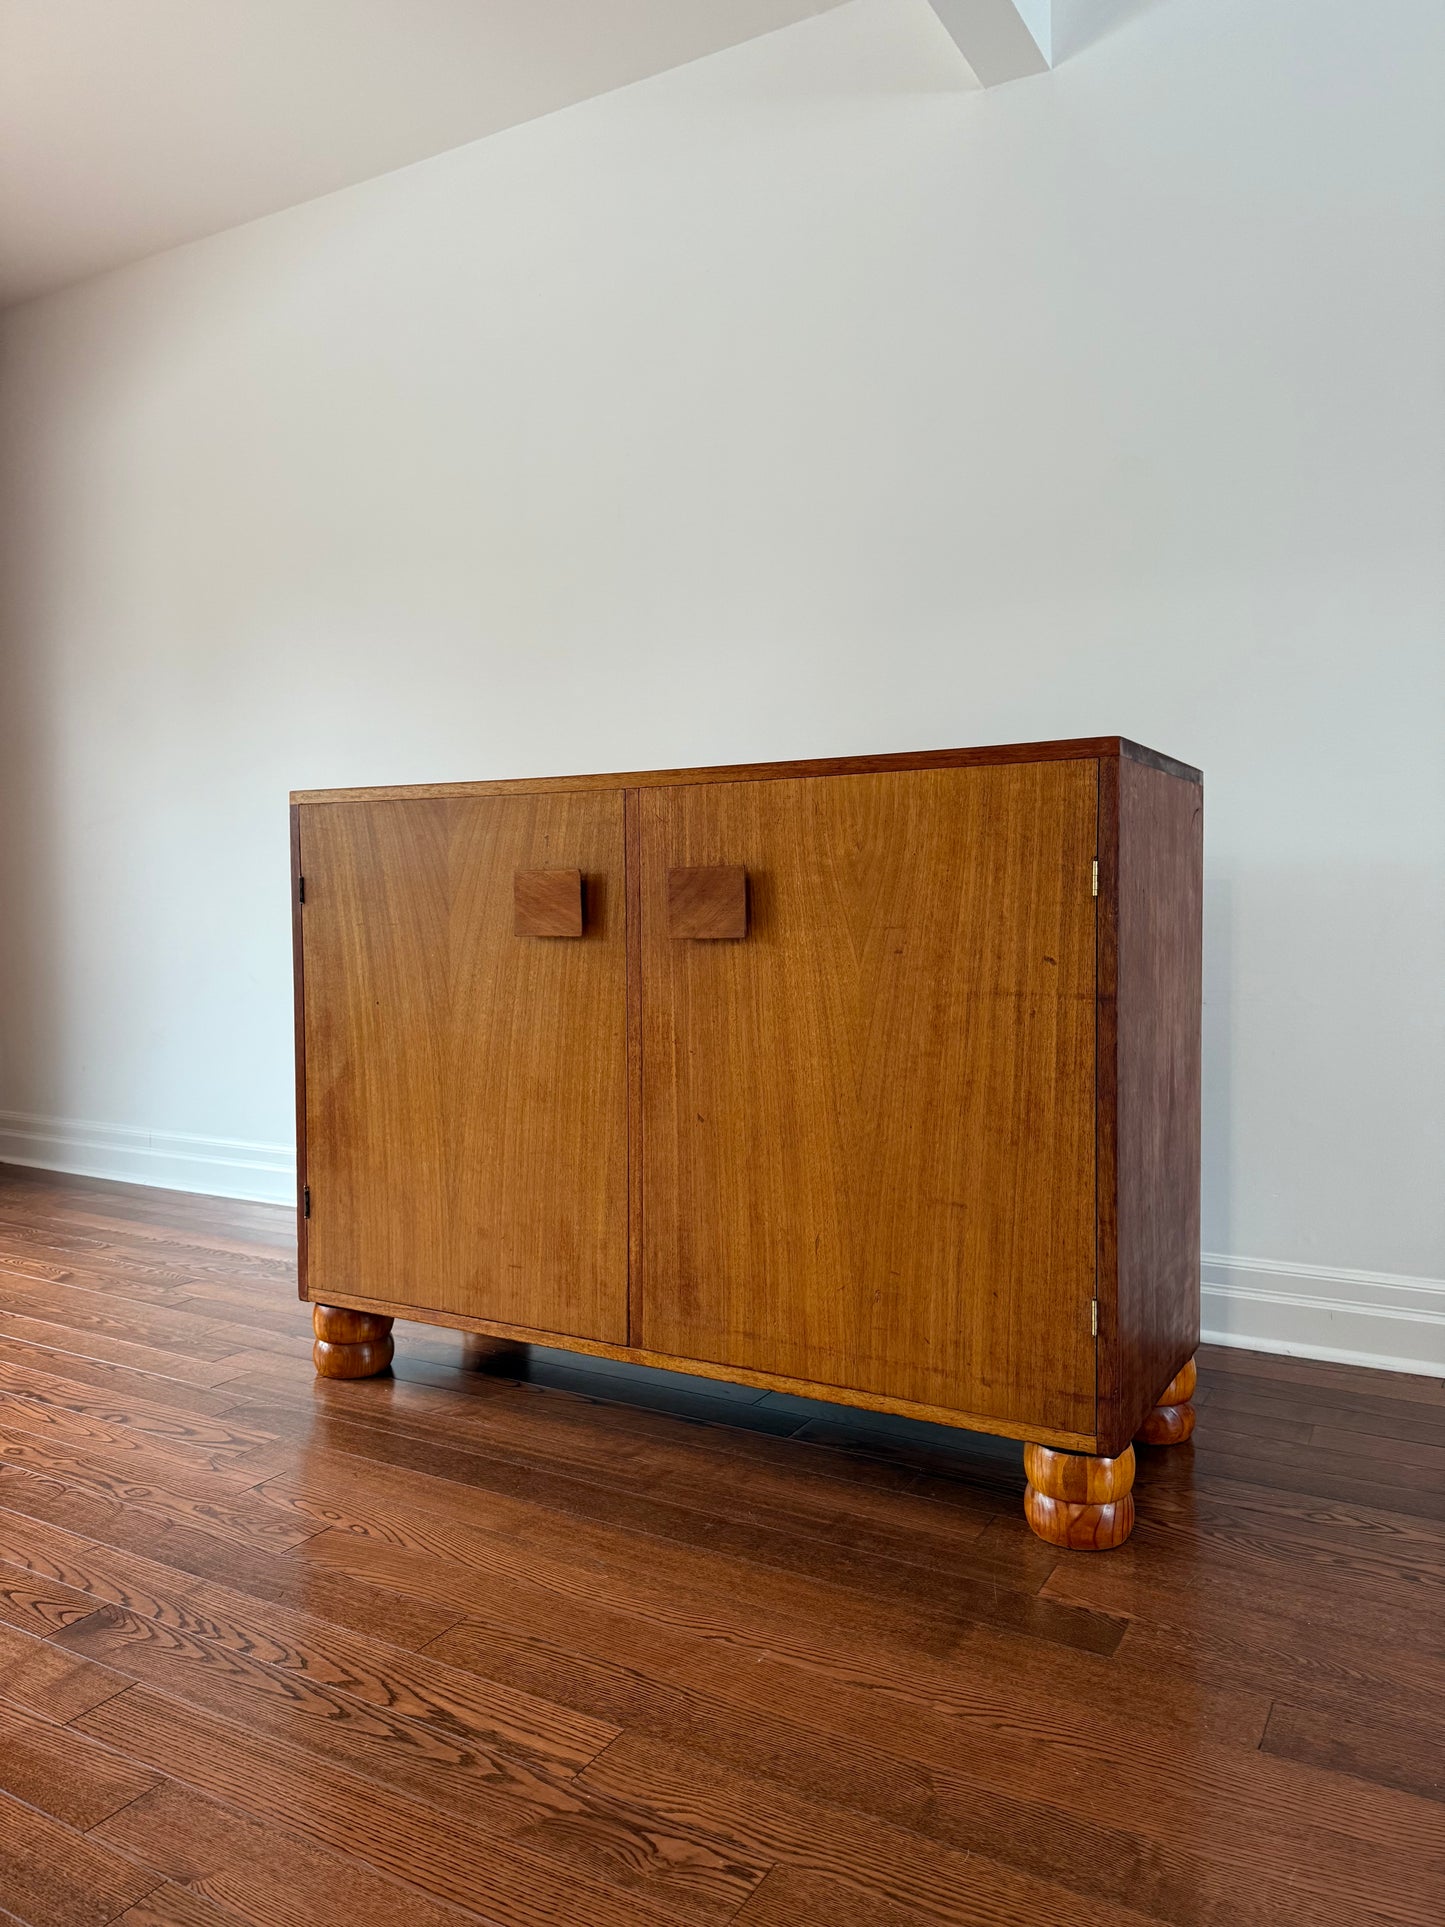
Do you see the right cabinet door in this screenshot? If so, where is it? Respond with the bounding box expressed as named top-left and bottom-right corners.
top-left (637, 759), bottom-right (1099, 1436)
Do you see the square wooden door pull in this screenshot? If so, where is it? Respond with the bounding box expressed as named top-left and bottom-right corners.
top-left (668, 865), bottom-right (747, 940)
top-left (514, 868), bottom-right (584, 937)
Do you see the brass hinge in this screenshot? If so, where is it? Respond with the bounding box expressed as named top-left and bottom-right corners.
top-left (1091, 859), bottom-right (1098, 897)
top-left (1091, 1299), bottom-right (1099, 1338)
top-left (303, 1185), bottom-right (311, 1220)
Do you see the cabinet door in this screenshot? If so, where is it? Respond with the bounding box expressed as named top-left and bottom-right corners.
top-left (638, 761), bottom-right (1098, 1434)
top-left (300, 791), bottom-right (628, 1342)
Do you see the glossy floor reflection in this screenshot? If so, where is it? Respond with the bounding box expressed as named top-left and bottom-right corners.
top-left (0, 1163), bottom-right (1439, 1927)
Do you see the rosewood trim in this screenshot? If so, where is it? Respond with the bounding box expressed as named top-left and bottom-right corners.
top-left (291, 736), bottom-right (1198, 806)
top-left (1093, 756), bottom-right (1119, 1440)
top-left (290, 803), bottom-right (308, 1303)
top-left (625, 789), bottom-right (644, 1348)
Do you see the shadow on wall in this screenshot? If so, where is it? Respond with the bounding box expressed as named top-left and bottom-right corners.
top-left (0, 435), bottom-right (64, 1134)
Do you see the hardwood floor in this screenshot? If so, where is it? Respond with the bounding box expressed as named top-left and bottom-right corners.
top-left (0, 1166), bottom-right (1439, 1926)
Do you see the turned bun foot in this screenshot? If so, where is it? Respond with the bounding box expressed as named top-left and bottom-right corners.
top-left (312, 1305), bottom-right (394, 1379)
top-left (1023, 1442), bottom-right (1136, 1550)
top-left (1136, 1357), bottom-right (1197, 1446)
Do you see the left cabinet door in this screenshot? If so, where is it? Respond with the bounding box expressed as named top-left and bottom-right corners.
top-left (298, 791), bottom-right (629, 1342)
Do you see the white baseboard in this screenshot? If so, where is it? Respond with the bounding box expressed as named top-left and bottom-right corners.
top-left (1201, 1251), bottom-right (1445, 1377)
top-left (0, 1110), bottom-right (295, 1206)
top-left (1, 1110), bottom-right (1440, 1377)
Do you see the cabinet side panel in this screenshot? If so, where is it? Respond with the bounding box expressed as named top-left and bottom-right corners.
top-left (291, 804), bottom-right (308, 1301)
top-left (1103, 760), bottom-right (1203, 1451)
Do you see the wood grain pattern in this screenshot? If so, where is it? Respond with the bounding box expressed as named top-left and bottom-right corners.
top-left (1023, 1442), bottom-right (1135, 1506)
top-left (313, 1305), bottom-right (394, 1380)
top-left (514, 867), bottom-right (584, 938)
top-left (298, 791), bottom-right (628, 1342)
top-left (283, 1291), bottom-right (1100, 1451)
top-left (114, 1884), bottom-right (253, 1927)
top-left (625, 790), bottom-right (644, 1349)
top-left (667, 866), bottom-right (747, 940)
top-left (0, 1167), bottom-right (1440, 1927)
top-left (291, 736), bottom-right (1202, 805)
top-left (1260, 1698), bottom-right (1445, 1805)
top-left (95, 1776), bottom-right (495, 1927)
top-left (1023, 1442), bottom-right (1137, 1550)
top-left (639, 760), bottom-right (1099, 1434)
top-left (1096, 756), bottom-right (1203, 1454)
top-left (0, 1785), bottom-right (160, 1927)
top-left (1136, 1356), bottom-right (1198, 1446)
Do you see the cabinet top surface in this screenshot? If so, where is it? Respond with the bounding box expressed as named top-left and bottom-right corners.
top-left (291, 735), bottom-right (1201, 806)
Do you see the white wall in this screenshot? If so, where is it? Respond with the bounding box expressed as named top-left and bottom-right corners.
top-left (1, 0), bottom-right (1443, 1368)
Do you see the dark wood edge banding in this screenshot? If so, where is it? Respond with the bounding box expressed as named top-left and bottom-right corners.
top-left (1119, 739), bottom-right (1203, 785)
top-left (624, 789), bottom-right (644, 1348)
top-left (290, 737), bottom-right (1192, 805)
top-left (290, 803), bottom-right (309, 1302)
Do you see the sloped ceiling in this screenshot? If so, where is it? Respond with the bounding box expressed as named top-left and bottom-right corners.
top-left (0, 0), bottom-right (849, 306)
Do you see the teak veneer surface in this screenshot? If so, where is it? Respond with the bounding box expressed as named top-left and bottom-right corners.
top-left (638, 761), bottom-right (1098, 1433)
top-left (0, 1168), bottom-right (1442, 1927)
top-left (298, 792), bottom-right (628, 1342)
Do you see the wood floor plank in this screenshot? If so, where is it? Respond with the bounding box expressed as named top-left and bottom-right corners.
top-left (0, 1313), bottom-right (252, 1388)
top-left (1196, 1346), bottom-right (1445, 1406)
top-left (95, 1777), bottom-right (502, 1927)
top-left (0, 1783), bottom-right (161, 1927)
top-left (0, 1251), bottom-right (313, 1345)
top-left (82, 1686), bottom-right (755, 1927)
top-left (585, 1732), bottom-right (1166, 1927)
top-left (1189, 1436), bottom-right (1445, 1524)
top-left (0, 1280), bottom-right (249, 1363)
top-left (1043, 1520), bottom-right (1445, 1677)
top-left (0, 1478), bottom-right (610, 1768)
top-left (0, 1430), bottom-right (321, 1556)
top-left (1104, 1475), bottom-right (1445, 1599)
top-left (0, 1387), bottom-right (276, 1478)
top-left (1199, 1383), bottom-right (1445, 1450)
top-left (112, 1883), bottom-right (254, 1927)
top-left (605, 1729), bottom-right (1250, 1927)
top-left (526, 1611), bottom-right (1441, 1926)
top-left (53, 1600), bottom-right (630, 1793)
top-left (0, 1509), bottom-right (213, 1629)
top-left (0, 1358), bottom-right (277, 1462)
top-left (0, 1691), bottom-right (159, 1829)
top-left (734, 1865), bottom-right (940, 1927)
top-left (243, 1409), bottom-right (1061, 1607)
top-left (0, 1616), bottom-right (132, 1720)
top-left (113, 1583), bottom-right (613, 1764)
top-left (0, 1337), bottom-right (260, 1419)
top-left (259, 1448), bottom-right (1124, 1657)
top-left (223, 1353), bottom-right (1006, 1528)
top-left (1261, 1697), bottom-right (1445, 1805)
top-left (52, 1609), bottom-right (764, 1923)
top-left (223, 1384), bottom-right (1010, 1560)
top-left (0, 1489), bottom-right (461, 1652)
top-left (0, 1169), bottom-right (1439, 1927)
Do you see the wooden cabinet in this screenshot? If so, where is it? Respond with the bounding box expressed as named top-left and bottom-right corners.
top-left (293, 738), bottom-right (1203, 1549)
